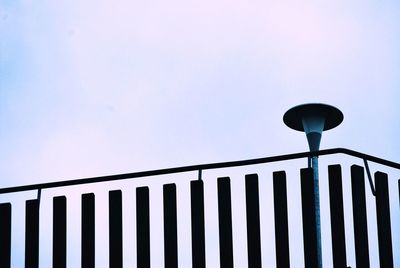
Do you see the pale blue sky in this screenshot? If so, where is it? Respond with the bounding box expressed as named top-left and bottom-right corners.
top-left (1, 0), bottom-right (399, 267)
top-left (1, 0), bottom-right (399, 184)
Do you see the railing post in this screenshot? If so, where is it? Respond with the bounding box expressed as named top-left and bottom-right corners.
top-left (82, 193), bottom-right (95, 268)
top-left (109, 190), bottom-right (122, 268)
top-left (273, 171), bottom-right (290, 268)
top-left (0, 203), bottom-right (11, 268)
top-left (328, 165), bottom-right (347, 268)
top-left (245, 173), bottom-right (262, 268)
top-left (164, 183), bottom-right (178, 268)
top-left (26, 199), bottom-right (39, 268)
top-left (191, 180), bottom-right (206, 268)
top-left (137, 186), bottom-right (150, 268)
top-left (53, 196), bottom-right (67, 268)
top-left (350, 165), bottom-right (370, 268)
top-left (217, 177), bottom-right (234, 268)
top-left (300, 168), bottom-right (318, 268)
top-left (375, 172), bottom-right (394, 268)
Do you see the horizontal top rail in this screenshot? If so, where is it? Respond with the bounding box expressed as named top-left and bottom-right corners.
top-left (0, 148), bottom-right (399, 194)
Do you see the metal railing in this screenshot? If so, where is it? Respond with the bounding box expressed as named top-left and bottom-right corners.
top-left (0, 148), bottom-right (399, 267)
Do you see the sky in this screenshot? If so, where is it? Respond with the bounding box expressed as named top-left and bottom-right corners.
top-left (0, 0), bottom-right (400, 267)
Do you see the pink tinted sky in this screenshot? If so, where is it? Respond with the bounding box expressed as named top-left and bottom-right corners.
top-left (1, 0), bottom-right (399, 183)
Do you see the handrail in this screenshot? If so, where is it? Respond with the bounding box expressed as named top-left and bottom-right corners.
top-left (0, 148), bottom-right (399, 194)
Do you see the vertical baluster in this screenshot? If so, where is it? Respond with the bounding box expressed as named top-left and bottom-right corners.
top-left (53, 196), bottom-right (66, 268)
top-left (328, 165), bottom-right (347, 268)
top-left (0, 203), bottom-right (11, 268)
top-left (26, 199), bottom-right (39, 268)
top-left (217, 177), bottom-right (234, 268)
top-left (137, 186), bottom-right (150, 268)
top-left (273, 171), bottom-right (290, 268)
top-left (109, 190), bottom-right (122, 268)
top-left (351, 165), bottom-right (370, 268)
top-left (300, 168), bottom-right (318, 268)
top-left (375, 172), bottom-right (393, 268)
top-left (164, 183), bottom-right (178, 268)
top-left (245, 174), bottom-right (262, 268)
top-left (191, 180), bottom-right (205, 268)
top-left (82, 193), bottom-right (95, 268)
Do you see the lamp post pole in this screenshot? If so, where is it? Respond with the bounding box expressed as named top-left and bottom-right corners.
top-left (312, 154), bottom-right (322, 268)
top-left (284, 103), bottom-right (343, 268)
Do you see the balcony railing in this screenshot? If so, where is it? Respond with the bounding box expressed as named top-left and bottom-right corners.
top-left (0, 148), bottom-right (399, 267)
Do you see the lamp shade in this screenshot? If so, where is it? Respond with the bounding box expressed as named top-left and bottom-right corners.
top-left (283, 103), bottom-right (343, 151)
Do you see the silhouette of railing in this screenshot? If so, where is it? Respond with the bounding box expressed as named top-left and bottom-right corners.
top-left (0, 148), bottom-right (399, 267)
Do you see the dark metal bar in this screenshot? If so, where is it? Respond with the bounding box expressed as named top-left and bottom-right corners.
top-left (245, 174), bottom-right (262, 268)
top-left (26, 199), bottom-right (39, 268)
top-left (109, 190), bottom-right (122, 268)
top-left (164, 183), bottom-right (178, 268)
top-left (191, 180), bottom-right (206, 268)
top-left (363, 159), bottom-right (376, 195)
top-left (273, 171), bottom-right (290, 268)
top-left (82, 193), bottom-right (95, 268)
top-left (1, 148), bottom-right (400, 195)
top-left (375, 172), bottom-right (394, 268)
top-left (0, 203), bottom-right (11, 268)
top-left (37, 188), bottom-right (42, 205)
top-left (328, 165), bottom-right (347, 268)
top-left (300, 168), bottom-right (318, 268)
top-left (53, 196), bottom-right (66, 268)
top-left (351, 165), bottom-right (370, 268)
top-left (137, 186), bottom-right (150, 268)
top-left (217, 177), bottom-right (234, 268)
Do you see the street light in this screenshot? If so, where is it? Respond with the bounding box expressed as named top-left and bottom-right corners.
top-left (283, 103), bottom-right (343, 268)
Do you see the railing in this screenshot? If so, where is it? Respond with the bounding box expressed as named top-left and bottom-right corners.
top-left (0, 148), bottom-right (399, 267)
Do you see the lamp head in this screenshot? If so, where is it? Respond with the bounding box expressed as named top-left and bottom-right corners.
top-left (283, 103), bottom-right (343, 152)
